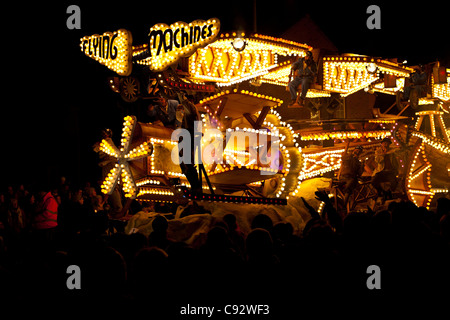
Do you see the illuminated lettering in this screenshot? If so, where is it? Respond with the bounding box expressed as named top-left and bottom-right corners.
top-left (110, 33), bottom-right (118, 59)
top-left (145, 18), bottom-right (220, 72)
top-left (173, 29), bottom-right (180, 48)
top-left (181, 27), bottom-right (190, 47)
top-left (163, 29), bottom-right (173, 53)
top-left (80, 29), bottom-right (132, 76)
top-left (149, 29), bottom-right (164, 57)
top-left (102, 36), bottom-right (110, 59)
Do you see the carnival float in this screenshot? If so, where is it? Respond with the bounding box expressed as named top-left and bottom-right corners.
top-left (81, 17), bottom-right (449, 239)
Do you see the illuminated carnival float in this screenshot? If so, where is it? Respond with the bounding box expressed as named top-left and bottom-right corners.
top-left (81, 17), bottom-right (449, 222)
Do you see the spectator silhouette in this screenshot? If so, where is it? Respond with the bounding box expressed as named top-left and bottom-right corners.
top-left (369, 210), bottom-right (392, 242)
top-left (2, 179), bottom-right (450, 313)
top-left (244, 228), bottom-right (280, 296)
top-left (199, 226), bottom-right (243, 273)
top-left (272, 222), bottom-right (303, 267)
top-left (126, 232), bottom-right (149, 263)
top-left (130, 246), bottom-right (169, 298)
top-left (440, 213), bottom-right (450, 243)
top-left (148, 215), bottom-right (174, 251)
top-left (108, 232), bottom-right (129, 261)
top-left (91, 247), bottom-right (126, 297)
top-left (64, 188), bottom-right (89, 235)
top-left (166, 241), bottom-right (204, 300)
top-left (303, 218), bottom-right (336, 264)
top-left (341, 211), bottom-right (371, 268)
top-left (166, 241), bottom-right (200, 273)
top-left (250, 213), bottom-right (274, 234)
top-left (245, 228), bottom-right (278, 267)
top-left (223, 214), bottom-right (245, 259)
top-left (437, 197), bottom-right (450, 219)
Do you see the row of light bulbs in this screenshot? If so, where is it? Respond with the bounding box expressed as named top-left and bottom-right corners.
top-left (411, 131), bottom-right (450, 154)
top-left (125, 141), bottom-right (152, 160)
top-left (189, 46), bottom-right (275, 85)
top-left (406, 142), bottom-right (433, 209)
top-left (300, 130), bottom-right (391, 141)
top-left (80, 29), bottom-right (132, 76)
top-left (323, 61), bottom-right (379, 94)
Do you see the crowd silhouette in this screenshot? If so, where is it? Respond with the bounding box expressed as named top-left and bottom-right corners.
top-left (0, 179), bottom-right (449, 316)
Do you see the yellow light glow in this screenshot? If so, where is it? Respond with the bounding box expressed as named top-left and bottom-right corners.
top-left (300, 130), bottom-right (391, 141)
top-left (80, 29), bottom-right (133, 76)
top-left (323, 60), bottom-right (379, 95)
top-left (189, 45), bottom-right (276, 85)
top-left (432, 73), bottom-right (450, 101)
top-left (298, 149), bottom-right (344, 180)
top-left (369, 119), bottom-right (397, 124)
top-left (100, 115), bottom-right (153, 199)
top-left (140, 18), bottom-right (220, 72)
top-left (411, 131), bottom-right (450, 154)
top-left (322, 56), bottom-right (413, 96)
top-left (405, 142), bottom-right (435, 208)
top-left (188, 32), bottom-right (310, 86)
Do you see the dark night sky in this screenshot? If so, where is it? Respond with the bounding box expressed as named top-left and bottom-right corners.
top-left (2, 1), bottom-right (449, 187)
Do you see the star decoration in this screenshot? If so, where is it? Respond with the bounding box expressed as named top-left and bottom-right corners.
top-left (100, 115), bottom-right (153, 199)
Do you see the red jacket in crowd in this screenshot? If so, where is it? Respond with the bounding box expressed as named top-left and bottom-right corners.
top-left (34, 192), bottom-right (58, 229)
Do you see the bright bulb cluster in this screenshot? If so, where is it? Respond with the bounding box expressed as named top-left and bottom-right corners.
top-left (406, 142), bottom-right (434, 209)
top-left (80, 29), bottom-right (132, 76)
top-left (300, 130), bottom-right (391, 141)
top-left (100, 115), bottom-right (153, 199)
